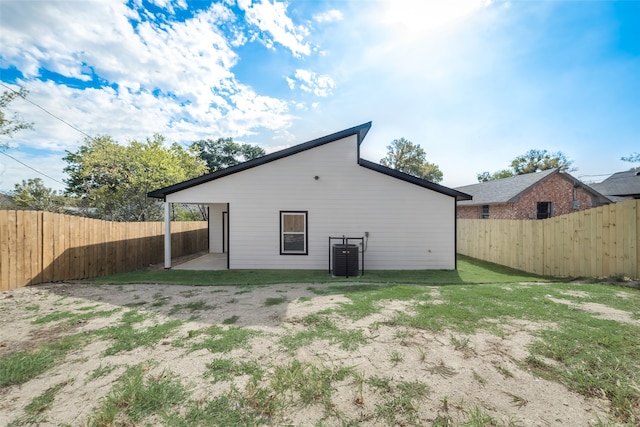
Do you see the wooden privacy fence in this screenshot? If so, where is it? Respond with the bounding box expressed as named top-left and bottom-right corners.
top-left (0, 210), bottom-right (208, 291)
top-left (457, 199), bottom-right (639, 279)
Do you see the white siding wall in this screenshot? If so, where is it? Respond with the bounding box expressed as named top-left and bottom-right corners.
top-left (207, 203), bottom-right (227, 253)
top-left (167, 135), bottom-right (456, 270)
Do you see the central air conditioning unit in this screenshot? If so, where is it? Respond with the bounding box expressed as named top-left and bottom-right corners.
top-left (332, 244), bottom-right (359, 277)
top-left (328, 236), bottom-right (365, 277)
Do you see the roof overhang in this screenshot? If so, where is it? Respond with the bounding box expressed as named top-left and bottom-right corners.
top-left (358, 159), bottom-right (472, 200)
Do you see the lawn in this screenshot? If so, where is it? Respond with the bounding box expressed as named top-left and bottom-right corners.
top-left (91, 255), bottom-right (552, 286)
top-left (0, 258), bottom-right (638, 426)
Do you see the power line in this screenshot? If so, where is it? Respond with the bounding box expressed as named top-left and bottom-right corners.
top-left (1, 81), bottom-right (94, 189)
top-left (0, 82), bottom-right (94, 140)
top-left (0, 150), bottom-right (66, 187)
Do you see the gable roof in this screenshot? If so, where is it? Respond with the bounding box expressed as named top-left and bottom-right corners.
top-left (454, 169), bottom-right (609, 206)
top-left (148, 122), bottom-right (472, 201)
top-left (590, 170), bottom-right (640, 198)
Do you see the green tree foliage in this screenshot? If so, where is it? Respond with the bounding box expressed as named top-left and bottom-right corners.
top-left (1, 87), bottom-right (34, 148)
top-left (511, 149), bottom-right (573, 174)
top-left (621, 152), bottom-right (639, 170)
top-left (13, 178), bottom-right (65, 212)
top-left (191, 137), bottom-right (266, 172)
top-left (477, 149), bottom-right (574, 182)
top-left (63, 135), bottom-right (207, 221)
top-left (379, 138), bottom-right (443, 183)
top-left (476, 169), bottom-right (515, 182)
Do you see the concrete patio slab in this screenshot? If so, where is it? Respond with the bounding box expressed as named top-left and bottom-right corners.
top-left (172, 253), bottom-right (227, 270)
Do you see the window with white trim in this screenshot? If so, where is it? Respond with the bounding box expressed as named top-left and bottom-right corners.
top-left (280, 211), bottom-right (308, 255)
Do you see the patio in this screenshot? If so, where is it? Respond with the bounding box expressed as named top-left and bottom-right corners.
top-left (172, 253), bottom-right (227, 270)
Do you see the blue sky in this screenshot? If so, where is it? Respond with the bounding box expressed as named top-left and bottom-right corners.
top-left (1, 0), bottom-right (639, 193)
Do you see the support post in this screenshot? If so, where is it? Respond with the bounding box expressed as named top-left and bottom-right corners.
top-left (164, 201), bottom-right (171, 269)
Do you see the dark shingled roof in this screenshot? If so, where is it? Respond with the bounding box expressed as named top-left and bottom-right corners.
top-left (148, 122), bottom-right (472, 201)
top-left (454, 169), bottom-right (610, 206)
top-left (455, 169), bottom-right (558, 206)
top-left (590, 170), bottom-right (640, 198)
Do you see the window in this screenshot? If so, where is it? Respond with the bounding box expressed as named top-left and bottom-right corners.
top-left (536, 202), bottom-right (553, 219)
top-left (481, 205), bottom-right (490, 219)
top-left (280, 211), bottom-right (308, 255)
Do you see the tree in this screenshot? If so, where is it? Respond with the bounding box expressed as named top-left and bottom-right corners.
top-left (476, 169), bottom-right (515, 182)
top-left (1, 87), bottom-right (34, 148)
top-left (13, 178), bottom-right (65, 212)
top-left (379, 138), bottom-right (443, 183)
top-left (510, 149), bottom-right (573, 174)
top-left (191, 137), bottom-right (266, 172)
top-left (63, 135), bottom-right (208, 221)
top-left (621, 152), bottom-right (640, 170)
top-left (477, 149), bottom-right (574, 182)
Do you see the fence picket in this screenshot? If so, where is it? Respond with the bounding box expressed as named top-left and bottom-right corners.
top-left (0, 211), bottom-right (208, 291)
top-left (458, 200), bottom-right (639, 280)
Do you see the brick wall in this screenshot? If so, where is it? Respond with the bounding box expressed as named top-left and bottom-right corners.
top-left (457, 173), bottom-right (600, 220)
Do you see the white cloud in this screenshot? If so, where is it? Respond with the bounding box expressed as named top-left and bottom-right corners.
top-left (285, 77), bottom-right (296, 90)
top-left (314, 9), bottom-right (343, 23)
top-left (0, 0), bottom-right (300, 157)
top-left (147, 0), bottom-right (188, 14)
top-left (238, 0), bottom-right (311, 57)
top-left (288, 69), bottom-right (335, 97)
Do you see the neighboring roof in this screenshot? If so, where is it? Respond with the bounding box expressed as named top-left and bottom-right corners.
top-left (0, 193), bottom-right (16, 209)
top-left (148, 122), bottom-right (472, 201)
top-left (590, 170), bottom-right (640, 198)
top-left (454, 169), bottom-right (610, 206)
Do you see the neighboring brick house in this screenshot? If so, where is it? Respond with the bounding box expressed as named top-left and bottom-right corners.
top-left (455, 169), bottom-right (611, 220)
top-left (589, 170), bottom-right (640, 201)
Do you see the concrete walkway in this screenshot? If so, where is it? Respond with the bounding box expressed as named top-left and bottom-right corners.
top-left (172, 253), bottom-right (227, 270)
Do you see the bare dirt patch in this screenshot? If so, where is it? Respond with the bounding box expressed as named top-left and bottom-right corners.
top-left (546, 295), bottom-right (640, 326)
top-left (0, 283), bottom-right (628, 426)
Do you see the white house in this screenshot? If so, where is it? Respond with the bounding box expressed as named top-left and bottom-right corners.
top-left (148, 122), bottom-right (472, 271)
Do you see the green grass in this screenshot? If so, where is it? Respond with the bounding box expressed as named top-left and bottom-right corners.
top-left (87, 363), bottom-right (117, 382)
top-left (90, 255), bottom-right (550, 286)
top-left (529, 318), bottom-right (640, 421)
top-left (95, 310), bottom-right (183, 356)
top-left (280, 313), bottom-right (367, 352)
top-left (6, 255), bottom-right (637, 425)
top-left (168, 300), bottom-right (216, 315)
top-left (221, 315), bottom-right (240, 325)
top-left (332, 284), bottom-right (427, 320)
top-left (190, 325), bottom-right (260, 353)
top-left (0, 334), bottom-right (89, 387)
top-left (263, 296), bottom-right (287, 306)
top-left (165, 397), bottom-right (264, 427)
top-left (367, 282), bottom-right (639, 423)
top-left (460, 405), bottom-right (499, 427)
top-left (369, 376), bottom-right (430, 426)
top-left (204, 358), bottom-right (264, 383)
top-left (32, 308), bottom-right (121, 325)
top-left (89, 364), bottom-right (187, 426)
top-left (10, 379), bottom-right (72, 426)
top-left (270, 359), bottom-right (355, 408)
